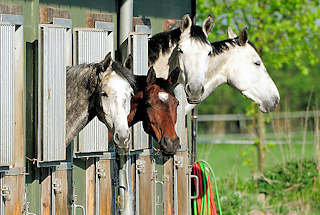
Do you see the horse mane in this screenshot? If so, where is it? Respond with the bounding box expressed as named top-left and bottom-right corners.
top-left (211, 37), bottom-right (258, 56)
top-left (110, 60), bottom-right (136, 89)
top-left (148, 25), bottom-right (210, 65)
top-left (190, 25), bottom-right (210, 45)
top-left (66, 60), bottom-right (135, 90)
top-left (148, 28), bottom-right (181, 65)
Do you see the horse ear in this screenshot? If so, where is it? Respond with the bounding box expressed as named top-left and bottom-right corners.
top-left (202, 15), bottom-right (213, 36)
top-left (239, 27), bottom-right (248, 46)
top-left (227, 27), bottom-right (237, 39)
top-left (123, 54), bottom-right (133, 71)
top-left (181, 14), bottom-right (192, 32)
top-left (146, 66), bottom-right (157, 85)
top-left (101, 52), bottom-right (112, 71)
top-left (167, 67), bottom-right (180, 88)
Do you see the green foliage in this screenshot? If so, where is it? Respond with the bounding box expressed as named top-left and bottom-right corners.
top-left (215, 160), bottom-right (320, 214)
top-left (257, 160), bottom-right (320, 207)
top-left (197, 0), bottom-right (320, 113)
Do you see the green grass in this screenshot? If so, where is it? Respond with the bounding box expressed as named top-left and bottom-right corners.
top-left (197, 143), bottom-right (317, 179)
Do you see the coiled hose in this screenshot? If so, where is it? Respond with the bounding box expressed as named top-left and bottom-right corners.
top-left (192, 160), bottom-right (222, 215)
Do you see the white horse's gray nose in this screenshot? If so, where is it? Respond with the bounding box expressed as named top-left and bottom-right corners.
top-left (263, 95), bottom-right (280, 112)
top-left (114, 129), bottom-right (130, 148)
top-left (273, 95), bottom-right (280, 106)
top-left (185, 83), bottom-right (204, 104)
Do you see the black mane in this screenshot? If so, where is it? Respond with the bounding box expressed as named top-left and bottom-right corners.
top-left (148, 25), bottom-right (210, 65)
top-left (148, 28), bottom-right (181, 65)
top-left (211, 37), bottom-right (258, 56)
top-left (110, 60), bottom-right (136, 89)
top-left (190, 25), bottom-right (210, 45)
top-left (211, 39), bottom-right (237, 56)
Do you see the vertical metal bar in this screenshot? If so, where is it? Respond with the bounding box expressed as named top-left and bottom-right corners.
top-left (0, 24), bottom-right (14, 166)
top-left (118, 154), bottom-right (134, 215)
top-left (135, 155), bottom-right (139, 215)
top-left (0, 173), bottom-right (4, 215)
top-left (191, 108), bottom-right (198, 163)
top-left (119, 0), bottom-right (133, 45)
top-left (95, 158), bottom-right (100, 215)
top-left (174, 85), bottom-right (187, 146)
top-left (118, 2), bottom-right (133, 214)
top-left (51, 167), bottom-right (56, 215)
top-left (173, 157), bottom-right (178, 215)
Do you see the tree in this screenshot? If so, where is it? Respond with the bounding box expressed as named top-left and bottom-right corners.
top-left (197, 0), bottom-right (320, 173)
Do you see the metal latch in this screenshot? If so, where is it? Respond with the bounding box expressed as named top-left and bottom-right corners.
top-left (174, 156), bottom-right (183, 168)
top-left (155, 180), bottom-right (164, 207)
top-left (22, 202), bottom-right (37, 215)
top-left (136, 159), bottom-right (145, 174)
top-left (52, 178), bottom-right (62, 194)
top-left (0, 185), bottom-right (11, 201)
top-left (71, 184), bottom-right (86, 215)
top-left (96, 164), bottom-right (106, 178)
top-left (190, 175), bottom-right (199, 199)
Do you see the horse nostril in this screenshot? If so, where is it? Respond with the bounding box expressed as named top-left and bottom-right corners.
top-left (201, 86), bottom-right (205, 95)
top-left (271, 96), bottom-right (280, 108)
top-left (114, 132), bottom-right (120, 143)
top-left (174, 137), bottom-right (180, 145)
top-left (124, 132), bottom-right (131, 144)
top-left (186, 83), bottom-right (191, 96)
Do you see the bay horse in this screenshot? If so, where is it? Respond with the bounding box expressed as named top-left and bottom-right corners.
top-left (185, 27), bottom-right (280, 113)
top-left (109, 55), bottom-right (181, 154)
top-left (66, 52), bottom-right (135, 147)
top-left (149, 14), bottom-right (214, 104)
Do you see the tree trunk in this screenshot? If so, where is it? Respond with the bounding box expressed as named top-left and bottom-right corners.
top-left (256, 110), bottom-right (266, 173)
top-left (314, 108), bottom-right (320, 174)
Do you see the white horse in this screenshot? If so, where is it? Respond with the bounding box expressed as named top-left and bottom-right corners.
top-left (185, 27), bottom-right (280, 113)
top-left (66, 52), bottom-right (134, 147)
top-left (149, 14), bottom-right (213, 104)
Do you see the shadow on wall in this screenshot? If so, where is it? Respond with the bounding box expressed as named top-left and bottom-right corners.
top-left (133, 0), bottom-right (191, 19)
top-left (38, 0), bottom-right (190, 19)
top-left (39, 0), bottom-right (116, 13)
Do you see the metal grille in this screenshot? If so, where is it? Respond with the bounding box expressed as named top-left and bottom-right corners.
top-left (0, 24), bottom-right (14, 166)
top-left (174, 85), bottom-right (186, 143)
top-left (39, 25), bottom-right (68, 162)
top-left (132, 33), bottom-right (149, 150)
top-left (75, 28), bottom-right (114, 153)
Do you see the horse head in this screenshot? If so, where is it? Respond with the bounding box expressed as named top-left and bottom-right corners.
top-left (177, 14), bottom-right (213, 104)
top-left (125, 55), bottom-right (180, 154)
top-left (224, 27), bottom-right (280, 112)
top-left (144, 67), bottom-right (181, 154)
top-left (96, 52), bottom-right (135, 148)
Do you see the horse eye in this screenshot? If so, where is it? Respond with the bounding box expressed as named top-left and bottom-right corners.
top-left (254, 61), bottom-right (261, 66)
top-left (177, 47), bottom-right (183, 54)
top-left (208, 51), bottom-right (212, 56)
top-left (101, 92), bottom-right (108, 97)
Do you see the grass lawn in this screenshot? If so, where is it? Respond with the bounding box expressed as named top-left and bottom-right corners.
top-left (197, 143), bottom-right (317, 179)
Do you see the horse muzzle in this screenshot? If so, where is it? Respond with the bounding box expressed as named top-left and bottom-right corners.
top-left (160, 136), bottom-right (181, 155)
top-left (114, 130), bottom-right (131, 148)
top-left (185, 83), bottom-right (204, 104)
top-left (261, 95), bottom-right (280, 113)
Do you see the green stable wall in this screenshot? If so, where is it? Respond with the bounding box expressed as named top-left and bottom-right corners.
top-left (0, 0), bottom-right (191, 214)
